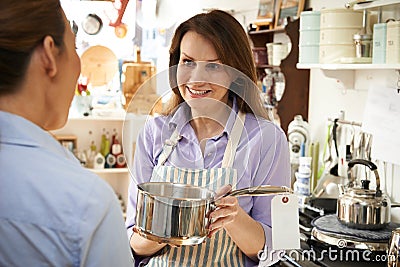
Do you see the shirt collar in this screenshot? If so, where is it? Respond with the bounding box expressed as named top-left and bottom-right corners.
top-left (0, 111), bottom-right (72, 158)
top-left (168, 96), bottom-right (239, 139)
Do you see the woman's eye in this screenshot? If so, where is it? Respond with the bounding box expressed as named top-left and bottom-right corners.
top-left (182, 59), bottom-right (195, 67)
top-left (206, 62), bottom-right (222, 71)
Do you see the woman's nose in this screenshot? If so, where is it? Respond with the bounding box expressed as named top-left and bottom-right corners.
top-left (189, 63), bottom-right (208, 83)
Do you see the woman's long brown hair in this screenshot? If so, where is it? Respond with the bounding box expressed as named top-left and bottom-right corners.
top-left (0, 0), bottom-right (65, 95)
top-left (164, 9), bottom-right (269, 119)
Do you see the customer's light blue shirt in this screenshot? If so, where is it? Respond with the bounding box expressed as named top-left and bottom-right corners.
top-left (126, 100), bottom-right (291, 266)
top-left (0, 111), bottom-right (133, 267)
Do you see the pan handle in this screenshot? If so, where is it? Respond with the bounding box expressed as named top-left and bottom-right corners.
top-left (226, 185), bottom-right (293, 197)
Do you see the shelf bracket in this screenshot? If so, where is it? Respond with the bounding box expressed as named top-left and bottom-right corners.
top-left (321, 69), bottom-right (355, 90)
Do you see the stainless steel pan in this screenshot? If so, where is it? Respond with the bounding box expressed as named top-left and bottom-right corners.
top-left (134, 182), bottom-right (292, 246)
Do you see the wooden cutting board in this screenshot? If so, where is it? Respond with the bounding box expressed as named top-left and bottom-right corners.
top-left (80, 45), bottom-right (118, 87)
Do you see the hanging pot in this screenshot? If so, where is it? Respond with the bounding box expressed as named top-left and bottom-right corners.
top-left (134, 182), bottom-right (292, 246)
top-left (337, 159), bottom-right (391, 230)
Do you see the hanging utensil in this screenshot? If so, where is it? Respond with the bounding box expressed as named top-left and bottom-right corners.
top-left (329, 119), bottom-right (339, 176)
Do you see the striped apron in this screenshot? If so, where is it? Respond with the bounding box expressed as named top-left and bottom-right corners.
top-left (146, 112), bottom-right (246, 267)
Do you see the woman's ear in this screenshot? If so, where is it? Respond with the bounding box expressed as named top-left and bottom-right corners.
top-left (39, 35), bottom-right (58, 78)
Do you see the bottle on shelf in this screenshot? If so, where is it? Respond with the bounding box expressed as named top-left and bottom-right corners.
top-left (93, 152), bottom-right (105, 169)
top-left (101, 131), bottom-right (110, 157)
top-left (105, 153), bottom-right (116, 168)
top-left (111, 131), bottom-right (126, 168)
top-left (85, 130), bottom-right (97, 168)
top-left (116, 154), bottom-right (126, 168)
top-left (274, 71), bottom-right (286, 102)
top-left (100, 128), bottom-right (106, 156)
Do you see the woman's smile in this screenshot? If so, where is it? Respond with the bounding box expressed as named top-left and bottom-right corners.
top-left (186, 86), bottom-right (212, 97)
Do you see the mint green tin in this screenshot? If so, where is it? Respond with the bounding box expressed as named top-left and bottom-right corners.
top-left (372, 23), bottom-right (387, 64)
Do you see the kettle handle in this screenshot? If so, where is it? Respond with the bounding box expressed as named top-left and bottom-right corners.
top-left (348, 159), bottom-right (377, 170)
top-left (347, 159), bottom-right (381, 197)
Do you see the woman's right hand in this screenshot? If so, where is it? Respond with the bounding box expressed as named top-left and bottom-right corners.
top-left (130, 232), bottom-right (167, 257)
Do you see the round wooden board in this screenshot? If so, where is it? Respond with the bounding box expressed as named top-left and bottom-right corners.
top-left (80, 45), bottom-right (118, 87)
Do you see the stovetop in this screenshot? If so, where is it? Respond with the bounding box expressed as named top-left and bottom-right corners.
top-left (274, 200), bottom-right (388, 267)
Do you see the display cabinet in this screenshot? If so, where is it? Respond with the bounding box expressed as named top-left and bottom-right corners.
top-left (52, 113), bottom-right (147, 212)
top-left (248, 18), bottom-right (310, 133)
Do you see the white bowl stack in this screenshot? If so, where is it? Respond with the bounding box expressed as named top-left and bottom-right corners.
top-left (319, 8), bottom-right (363, 64)
top-left (299, 11), bottom-right (320, 64)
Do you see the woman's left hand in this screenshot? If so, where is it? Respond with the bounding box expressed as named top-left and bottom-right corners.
top-left (207, 185), bottom-right (265, 260)
top-left (208, 185), bottom-right (240, 237)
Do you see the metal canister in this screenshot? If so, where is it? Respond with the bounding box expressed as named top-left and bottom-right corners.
top-left (386, 21), bottom-right (400, 64)
top-left (353, 33), bottom-right (372, 58)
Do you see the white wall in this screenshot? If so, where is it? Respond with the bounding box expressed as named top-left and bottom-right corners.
top-left (306, 0), bottom-right (400, 216)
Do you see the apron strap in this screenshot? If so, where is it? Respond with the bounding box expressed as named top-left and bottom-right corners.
top-left (157, 129), bottom-right (181, 166)
top-left (221, 111), bottom-right (246, 168)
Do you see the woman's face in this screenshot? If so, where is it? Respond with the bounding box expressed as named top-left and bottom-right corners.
top-left (177, 31), bottom-right (233, 110)
top-left (47, 11), bottom-right (81, 129)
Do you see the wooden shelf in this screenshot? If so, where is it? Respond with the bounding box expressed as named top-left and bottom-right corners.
top-left (68, 116), bottom-right (126, 121)
top-left (248, 28), bottom-right (286, 36)
top-left (68, 112), bottom-right (149, 122)
top-left (353, 0), bottom-right (400, 10)
top-left (297, 63), bottom-right (400, 70)
top-left (256, 64), bottom-right (281, 70)
top-left (87, 168), bottom-right (129, 174)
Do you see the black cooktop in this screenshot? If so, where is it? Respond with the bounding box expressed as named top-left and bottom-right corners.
top-left (273, 199), bottom-right (389, 267)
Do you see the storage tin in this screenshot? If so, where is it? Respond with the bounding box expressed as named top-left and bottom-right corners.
top-left (299, 45), bottom-right (319, 64)
top-left (300, 11), bottom-right (320, 30)
top-left (320, 27), bottom-right (361, 45)
top-left (372, 23), bottom-right (387, 64)
top-left (319, 44), bottom-right (355, 64)
top-left (320, 8), bottom-right (363, 29)
top-left (299, 11), bottom-right (320, 63)
top-left (299, 29), bottom-right (320, 45)
top-left (386, 21), bottom-right (400, 64)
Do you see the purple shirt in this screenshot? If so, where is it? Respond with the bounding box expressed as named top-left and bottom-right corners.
top-left (126, 100), bottom-right (291, 266)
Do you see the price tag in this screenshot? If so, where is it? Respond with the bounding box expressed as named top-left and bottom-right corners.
top-left (271, 194), bottom-right (300, 250)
